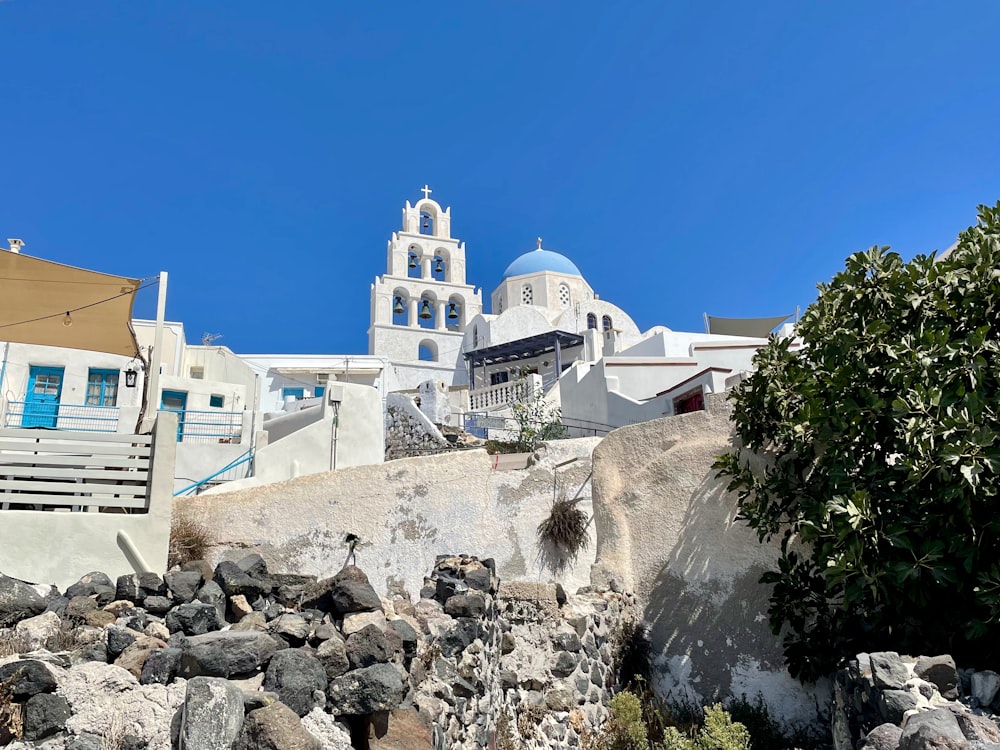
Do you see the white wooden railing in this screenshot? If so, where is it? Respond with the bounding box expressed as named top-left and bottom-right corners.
top-left (0, 428), bottom-right (152, 511)
top-left (469, 375), bottom-right (542, 411)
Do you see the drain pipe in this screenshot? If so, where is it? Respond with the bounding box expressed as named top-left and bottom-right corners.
top-left (328, 387), bottom-right (343, 471)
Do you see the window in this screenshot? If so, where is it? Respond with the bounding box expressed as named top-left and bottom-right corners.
top-left (418, 341), bottom-right (438, 361)
top-left (473, 325), bottom-right (479, 348)
top-left (559, 284), bottom-right (571, 308)
top-left (490, 371), bottom-right (509, 386)
top-left (521, 284), bottom-right (533, 305)
top-left (282, 387), bottom-right (304, 401)
top-left (314, 386), bottom-right (326, 399)
top-left (497, 296), bottom-right (504, 313)
top-left (190, 366), bottom-right (204, 379)
top-left (587, 313), bottom-right (598, 329)
top-left (86, 369), bottom-right (119, 407)
top-left (209, 394), bottom-right (224, 409)
top-left (602, 315), bottom-right (613, 331)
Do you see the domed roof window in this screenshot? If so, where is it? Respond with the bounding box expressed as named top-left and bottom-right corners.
top-left (501, 238), bottom-right (582, 280)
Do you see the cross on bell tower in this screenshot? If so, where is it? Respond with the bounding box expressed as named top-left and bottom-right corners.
top-left (421, 184), bottom-right (433, 200)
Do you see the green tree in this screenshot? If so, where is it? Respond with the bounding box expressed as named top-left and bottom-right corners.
top-left (510, 390), bottom-right (567, 452)
top-left (715, 202), bottom-right (1000, 680)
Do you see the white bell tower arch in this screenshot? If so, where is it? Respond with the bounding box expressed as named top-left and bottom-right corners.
top-left (368, 187), bottom-right (483, 389)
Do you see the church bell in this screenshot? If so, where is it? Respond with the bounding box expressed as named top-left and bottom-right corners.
top-left (434, 258), bottom-right (444, 274)
top-left (393, 296), bottom-right (404, 315)
top-left (422, 216), bottom-right (430, 229)
top-left (419, 300), bottom-right (433, 319)
top-left (408, 255), bottom-right (417, 269)
top-left (447, 302), bottom-right (459, 320)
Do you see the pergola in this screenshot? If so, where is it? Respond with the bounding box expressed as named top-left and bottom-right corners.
top-left (463, 330), bottom-right (584, 389)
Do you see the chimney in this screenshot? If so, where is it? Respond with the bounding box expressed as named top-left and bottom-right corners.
top-left (7, 239), bottom-right (24, 253)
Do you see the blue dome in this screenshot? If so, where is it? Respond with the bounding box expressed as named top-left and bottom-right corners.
top-left (502, 248), bottom-right (582, 279)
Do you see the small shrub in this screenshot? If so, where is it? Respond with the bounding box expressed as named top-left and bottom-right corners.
top-left (0, 630), bottom-right (29, 658)
top-left (615, 621), bottom-right (653, 690)
top-left (696, 704), bottom-right (752, 750)
top-left (517, 705), bottom-right (548, 740)
top-left (168, 515), bottom-right (213, 569)
top-left (536, 494), bottom-right (591, 574)
top-left (594, 691), bottom-right (649, 750)
top-left (495, 710), bottom-right (518, 750)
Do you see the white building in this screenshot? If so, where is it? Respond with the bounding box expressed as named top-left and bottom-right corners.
top-left (367, 187), bottom-right (483, 391)
top-left (362, 189), bottom-right (797, 436)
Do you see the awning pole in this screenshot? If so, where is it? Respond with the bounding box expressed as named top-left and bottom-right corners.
top-left (142, 271), bottom-right (168, 432)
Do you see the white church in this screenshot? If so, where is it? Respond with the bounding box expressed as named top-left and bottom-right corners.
top-left (368, 188), bottom-right (797, 436)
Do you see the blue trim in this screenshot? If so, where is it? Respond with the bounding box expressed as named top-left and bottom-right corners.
top-left (209, 394), bottom-right (225, 408)
top-left (24, 366), bottom-right (64, 428)
top-left (314, 386), bottom-right (325, 399)
top-left (174, 449), bottom-right (253, 496)
top-left (281, 387), bottom-right (304, 400)
top-left (86, 368), bottom-right (120, 407)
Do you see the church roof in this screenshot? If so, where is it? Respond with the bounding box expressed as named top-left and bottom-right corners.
top-left (501, 244), bottom-right (582, 280)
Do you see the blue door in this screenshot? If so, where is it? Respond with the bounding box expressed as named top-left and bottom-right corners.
top-left (161, 390), bottom-right (188, 441)
top-left (23, 367), bottom-right (64, 428)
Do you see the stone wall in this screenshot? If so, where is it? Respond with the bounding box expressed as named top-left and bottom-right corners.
top-left (409, 555), bottom-right (637, 749)
top-left (384, 392), bottom-right (454, 460)
top-left (590, 393), bottom-right (831, 730)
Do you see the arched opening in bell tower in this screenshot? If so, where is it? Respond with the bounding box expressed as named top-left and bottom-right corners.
top-left (417, 292), bottom-right (438, 330)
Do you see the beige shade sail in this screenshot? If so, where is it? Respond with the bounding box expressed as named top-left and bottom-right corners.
top-left (0, 251), bottom-right (143, 357)
top-left (706, 314), bottom-right (792, 338)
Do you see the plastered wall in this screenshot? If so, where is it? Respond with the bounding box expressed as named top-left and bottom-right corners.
top-left (175, 438), bottom-right (600, 601)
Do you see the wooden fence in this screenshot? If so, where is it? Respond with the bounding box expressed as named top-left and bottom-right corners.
top-left (0, 428), bottom-right (152, 512)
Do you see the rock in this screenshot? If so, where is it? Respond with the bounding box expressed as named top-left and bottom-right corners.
top-left (915, 655), bottom-right (960, 700)
top-left (230, 594), bottom-right (254, 620)
top-left (0, 574), bottom-right (49, 627)
top-left (64, 595), bottom-right (98, 621)
top-left (263, 649), bottom-right (328, 717)
top-left (179, 676), bottom-right (245, 750)
top-left (871, 651), bottom-right (910, 690)
top-left (553, 629), bottom-right (583, 653)
top-left (859, 723), bottom-right (903, 750)
top-left (66, 733), bottom-right (104, 750)
top-left (273, 613), bottom-right (310, 643)
top-left (83, 609), bottom-right (117, 628)
top-left (438, 618), bottom-right (478, 657)
top-left (369, 709), bottom-right (434, 750)
top-left (342, 610), bottom-right (387, 636)
top-left (233, 611), bottom-right (269, 632)
top-left (61, 661), bottom-right (186, 749)
top-left (23, 692), bottom-right (72, 741)
top-left (144, 596), bottom-right (173, 615)
top-left (316, 636), bottom-right (351, 680)
top-left (346, 624), bottom-right (392, 669)
top-left (302, 567), bottom-right (382, 615)
top-left (195, 581), bottom-right (227, 622)
top-left (106, 626), bottom-right (138, 660)
top-left (951, 710), bottom-right (1000, 743)
top-left (66, 572), bottom-right (116, 605)
top-left (900, 708), bottom-right (967, 750)
top-left (301, 707), bottom-right (353, 750)
top-left (234, 701), bottom-right (323, 750)
top-left (972, 671), bottom-right (1000, 708)
top-left (166, 602), bottom-right (222, 636)
top-left (545, 688), bottom-right (573, 712)
top-left (879, 689), bottom-right (921, 725)
top-left (179, 630), bottom-right (279, 679)
top-left (164, 571), bottom-right (203, 604)
top-left (236, 553), bottom-right (270, 579)
top-left (388, 619), bottom-right (417, 657)
top-left (14, 611), bottom-right (63, 651)
top-left (0, 659), bottom-right (58, 697)
top-left (144, 621), bottom-right (170, 641)
top-left (140, 647), bottom-right (182, 685)
top-left (444, 593), bottom-right (486, 618)
top-left (327, 663), bottom-right (404, 716)
top-left (115, 635), bottom-right (168, 678)
top-left (105, 599), bottom-right (136, 616)
top-left (214, 560), bottom-right (272, 599)
top-left (552, 650), bottom-right (579, 678)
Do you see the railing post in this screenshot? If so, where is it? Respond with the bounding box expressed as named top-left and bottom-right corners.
top-left (148, 411), bottom-right (177, 518)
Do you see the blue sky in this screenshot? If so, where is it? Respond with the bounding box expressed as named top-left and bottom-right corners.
top-left (3, 2), bottom-right (998, 354)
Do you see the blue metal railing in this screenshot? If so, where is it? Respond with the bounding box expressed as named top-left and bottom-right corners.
top-left (2, 401), bottom-right (120, 433)
top-left (158, 409), bottom-right (243, 444)
top-left (174, 449), bottom-right (253, 496)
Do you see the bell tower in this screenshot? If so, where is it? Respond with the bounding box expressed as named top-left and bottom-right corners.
top-left (368, 187), bottom-right (483, 389)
